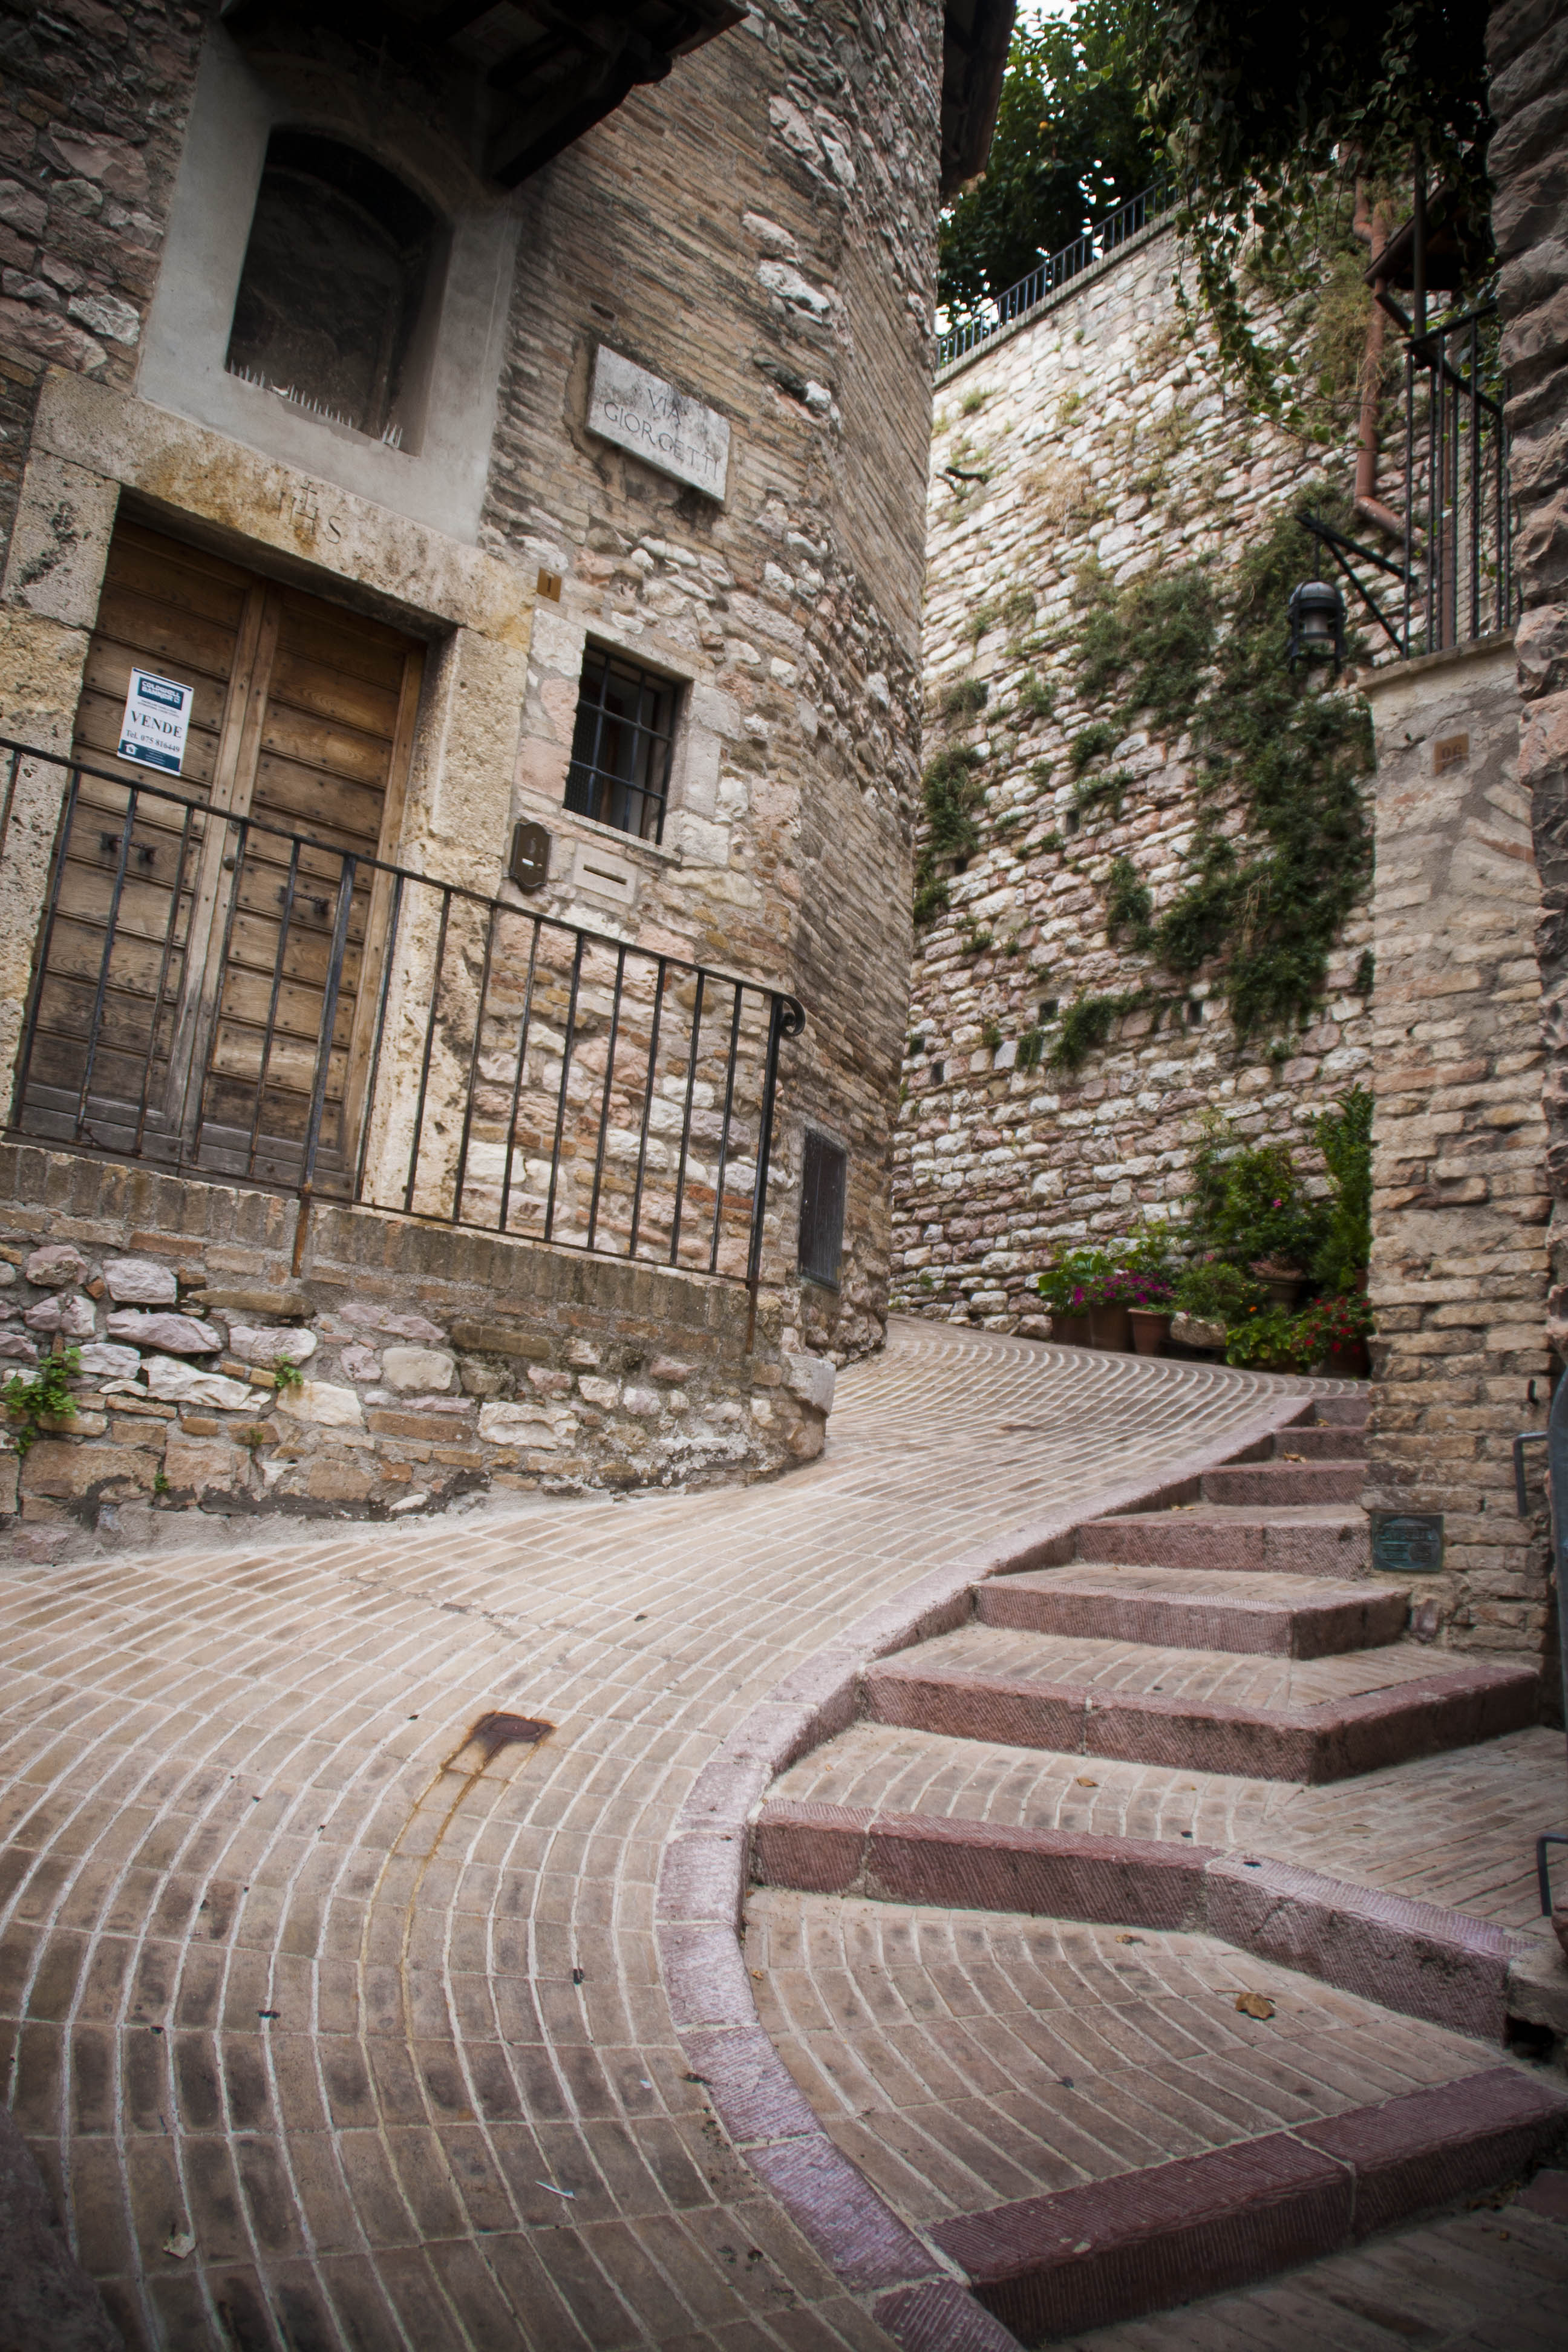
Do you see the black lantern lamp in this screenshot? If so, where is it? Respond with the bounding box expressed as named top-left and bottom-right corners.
top-left (1287, 578), bottom-right (1347, 675)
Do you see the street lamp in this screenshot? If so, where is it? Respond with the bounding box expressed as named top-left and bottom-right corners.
top-left (1287, 578), bottom-right (1347, 675)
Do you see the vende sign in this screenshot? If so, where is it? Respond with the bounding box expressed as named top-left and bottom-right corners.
top-left (587, 346), bottom-right (730, 502)
top-left (118, 668), bottom-right (194, 775)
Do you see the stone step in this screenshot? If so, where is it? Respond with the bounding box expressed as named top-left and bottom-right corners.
top-left (767, 1718), bottom-right (1564, 1950)
top-left (862, 1623), bottom-right (1538, 1782)
top-left (926, 2068), bottom-right (1568, 2344)
top-left (1305, 1394), bottom-right (1371, 1428)
top-left (1270, 1425), bottom-right (1367, 1462)
top-left (751, 1796), bottom-right (1527, 2038)
top-left (1078, 1507), bottom-right (1370, 1578)
top-left (1201, 1460), bottom-right (1364, 1506)
top-left (979, 1564), bottom-right (1410, 1658)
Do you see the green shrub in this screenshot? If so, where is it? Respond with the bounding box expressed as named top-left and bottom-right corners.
top-left (1224, 1305), bottom-right (1309, 1371)
top-left (1105, 854), bottom-right (1154, 949)
top-left (1173, 1256), bottom-right (1264, 1325)
top-left (3, 1347), bottom-right (82, 1455)
top-left (940, 676), bottom-right (989, 720)
top-left (1188, 1116), bottom-right (1327, 1272)
top-left (1312, 1085), bottom-right (1372, 1296)
top-left (1070, 719), bottom-right (1119, 774)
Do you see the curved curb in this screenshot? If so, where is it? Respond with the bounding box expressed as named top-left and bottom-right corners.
top-left (653, 1378), bottom-right (1347, 2347)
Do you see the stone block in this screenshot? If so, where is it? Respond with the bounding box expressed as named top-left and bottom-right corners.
top-left (276, 1381), bottom-right (365, 1429)
top-left (76, 1343), bottom-right (139, 1379)
top-left (342, 1304), bottom-right (446, 1345)
top-left (163, 1436), bottom-right (246, 1501)
top-left (477, 1400), bottom-right (561, 1446)
top-left (24, 1295), bottom-right (95, 1338)
top-left (382, 1345), bottom-right (455, 1393)
top-left (101, 1256), bottom-right (178, 1305)
top-left (143, 1358), bottom-right (253, 1410)
top-left (24, 1244), bottom-right (86, 1288)
top-left (224, 1324), bottom-right (318, 1368)
top-left (22, 1442), bottom-right (155, 1500)
top-left (783, 1351), bottom-right (836, 1414)
top-left (105, 1312), bottom-right (220, 1354)
top-left (448, 1319), bottom-right (550, 1361)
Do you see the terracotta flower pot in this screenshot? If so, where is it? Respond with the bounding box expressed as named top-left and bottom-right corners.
top-left (1050, 1313), bottom-right (1092, 1347)
top-left (1128, 1308), bottom-right (1171, 1358)
top-left (1088, 1302), bottom-right (1132, 1352)
top-left (1252, 1263), bottom-right (1307, 1311)
top-left (1312, 1338), bottom-right (1370, 1378)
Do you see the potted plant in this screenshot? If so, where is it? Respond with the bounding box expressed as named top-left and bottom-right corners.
top-left (1034, 1247), bottom-right (1105, 1346)
top-left (1171, 1256), bottom-right (1262, 1354)
top-left (1292, 1290), bottom-right (1373, 1378)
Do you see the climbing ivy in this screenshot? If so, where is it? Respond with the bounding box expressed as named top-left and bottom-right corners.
top-left (1071, 503), bottom-right (1372, 1038)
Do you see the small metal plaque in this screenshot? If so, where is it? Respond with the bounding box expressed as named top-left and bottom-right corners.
top-left (1370, 1510), bottom-right (1445, 1576)
top-left (509, 819), bottom-right (550, 892)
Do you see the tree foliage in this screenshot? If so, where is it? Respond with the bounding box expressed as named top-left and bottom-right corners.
top-left (939, 1), bottom-right (1161, 319)
top-left (1123, 0), bottom-right (1494, 409)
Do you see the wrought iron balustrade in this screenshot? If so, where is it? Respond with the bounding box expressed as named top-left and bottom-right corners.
top-left (0, 739), bottom-right (804, 1298)
top-left (935, 181), bottom-right (1174, 373)
top-left (1300, 303), bottom-right (1517, 662)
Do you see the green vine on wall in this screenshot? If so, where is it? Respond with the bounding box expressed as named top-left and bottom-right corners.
top-left (914, 742), bottom-right (986, 927)
top-left (1072, 503), bottom-right (1372, 1041)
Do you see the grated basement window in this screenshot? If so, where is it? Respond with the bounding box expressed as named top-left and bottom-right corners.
top-left (799, 1131), bottom-right (848, 1289)
top-left (564, 647), bottom-right (678, 843)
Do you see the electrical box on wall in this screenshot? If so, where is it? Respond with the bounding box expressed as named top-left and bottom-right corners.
top-left (509, 819), bottom-right (550, 891)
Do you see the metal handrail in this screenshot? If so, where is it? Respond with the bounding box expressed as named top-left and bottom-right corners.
top-left (1299, 304), bottom-right (1517, 661)
top-left (935, 180), bottom-right (1175, 372)
top-left (0, 738), bottom-right (805, 1302)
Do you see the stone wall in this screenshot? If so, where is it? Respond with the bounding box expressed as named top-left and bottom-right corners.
top-left (893, 227), bottom-right (1375, 1325)
top-left (0, 1147), bottom-right (832, 1565)
top-left (1489, 1), bottom-right (1568, 1371)
top-left (1360, 636), bottom-right (1553, 1676)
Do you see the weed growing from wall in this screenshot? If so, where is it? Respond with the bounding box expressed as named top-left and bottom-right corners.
top-left (913, 742), bottom-right (985, 926)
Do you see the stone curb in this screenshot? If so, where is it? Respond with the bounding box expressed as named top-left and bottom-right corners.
top-left (924, 2068), bottom-right (1568, 2341)
top-left (860, 1654), bottom-right (1540, 1784)
top-left (751, 1798), bottom-right (1524, 2043)
top-left (653, 1382), bottom-right (1342, 2347)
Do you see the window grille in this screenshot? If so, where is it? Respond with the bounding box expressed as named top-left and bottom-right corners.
top-left (564, 647), bottom-right (678, 843)
top-left (799, 1131), bottom-right (848, 1289)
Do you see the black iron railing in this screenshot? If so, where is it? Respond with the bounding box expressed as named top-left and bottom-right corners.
top-left (1300, 303), bottom-right (1517, 661)
top-left (0, 740), bottom-right (803, 1296)
top-left (935, 181), bottom-right (1174, 373)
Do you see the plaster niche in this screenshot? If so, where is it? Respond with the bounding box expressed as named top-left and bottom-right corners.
top-left (134, 27), bottom-right (519, 541)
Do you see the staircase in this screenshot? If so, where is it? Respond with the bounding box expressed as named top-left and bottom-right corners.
top-left (744, 1389), bottom-right (1568, 2345)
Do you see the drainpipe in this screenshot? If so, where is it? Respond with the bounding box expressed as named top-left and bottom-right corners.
top-left (1352, 179), bottom-right (1404, 540)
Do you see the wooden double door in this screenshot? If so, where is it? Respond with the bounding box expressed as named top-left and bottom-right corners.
top-left (20, 520), bottom-right (424, 1186)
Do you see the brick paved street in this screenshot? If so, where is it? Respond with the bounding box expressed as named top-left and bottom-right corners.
top-left (0, 1324), bottom-right (1351, 2350)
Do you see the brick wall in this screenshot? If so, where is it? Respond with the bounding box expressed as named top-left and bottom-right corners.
top-left (1360, 638), bottom-right (1553, 1675)
top-left (894, 229), bottom-right (1375, 1325)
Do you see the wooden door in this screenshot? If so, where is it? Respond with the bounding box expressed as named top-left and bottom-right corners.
top-left (19, 520), bottom-right (423, 1189)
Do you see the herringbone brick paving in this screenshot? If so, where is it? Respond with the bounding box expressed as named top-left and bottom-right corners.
top-left (0, 1325), bottom-right (1353, 2350)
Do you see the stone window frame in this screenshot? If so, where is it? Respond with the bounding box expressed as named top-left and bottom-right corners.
top-left (563, 641), bottom-right (684, 848)
top-left (133, 25), bottom-right (520, 543)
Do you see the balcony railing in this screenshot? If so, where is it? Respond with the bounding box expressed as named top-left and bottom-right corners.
top-left (1300, 303), bottom-right (1517, 661)
top-left (0, 739), bottom-right (804, 1298)
top-left (935, 181), bottom-right (1174, 373)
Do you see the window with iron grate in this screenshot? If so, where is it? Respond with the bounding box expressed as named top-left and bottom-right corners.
top-left (564, 646), bottom-right (678, 843)
top-left (799, 1131), bottom-right (848, 1289)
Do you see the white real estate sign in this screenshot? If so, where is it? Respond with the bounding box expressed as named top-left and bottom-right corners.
top-left (587, 346), bottom-right (730, 501)
top-left (117, 668), bottom-right (194, 775)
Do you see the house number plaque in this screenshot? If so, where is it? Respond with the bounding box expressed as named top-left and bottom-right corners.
top-left (1369, 1511), bottom-right (1445, 1576)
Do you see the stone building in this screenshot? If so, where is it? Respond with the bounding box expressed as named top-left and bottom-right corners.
top-left (0, 0), bottom-right (1009, 1552)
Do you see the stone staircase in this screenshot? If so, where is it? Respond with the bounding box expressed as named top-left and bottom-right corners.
top-left (743, 1389), bottom-right (1568, 2345)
